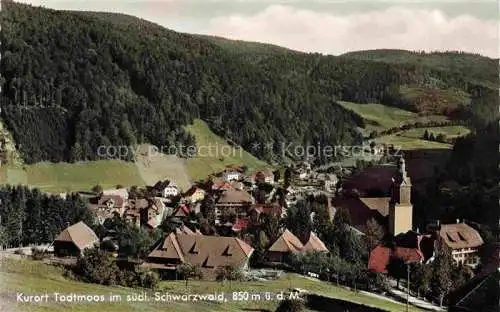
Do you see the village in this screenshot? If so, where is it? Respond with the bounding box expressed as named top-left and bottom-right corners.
top-left (5, 143), bottom-right (493, 312)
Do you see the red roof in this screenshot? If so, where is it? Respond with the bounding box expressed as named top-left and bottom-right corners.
top-left (394, 247), bottom-right (424, 263)
top-left (232, 218), bottom-right (249, 232)
top-left (173, 204), bottom-right (190, 217)
top-left (368, 246), bottom-right (391, 273)
top-left (249, 203), bottom-right (282, 217)
top-left (368, 245), bottom-right (424, 274)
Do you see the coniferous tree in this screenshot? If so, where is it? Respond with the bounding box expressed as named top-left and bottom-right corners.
top-left (431, 239), bottom-right (454, 307)
top-left (286, 200), bottom-right (313, 244)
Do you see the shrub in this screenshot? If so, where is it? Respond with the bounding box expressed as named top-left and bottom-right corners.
top-left (215, 265), bottom-right (244, 282)
top-left (138, 270), bottom-right (159, 289)
top-left (275, 299), bottom-right (305, 312)
top-left (31, 247), bottom-right (48, 261)
top-left (73, 247), bottom-right (121, 286)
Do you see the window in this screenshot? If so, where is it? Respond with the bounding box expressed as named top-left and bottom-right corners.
top-left (222, 246), bottom-right (232, 256)
top-left (446, 233), bottom-right (455, 242)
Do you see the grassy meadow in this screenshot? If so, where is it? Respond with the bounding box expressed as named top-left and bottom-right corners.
top-left (0, 119), bottom-right (268, 193)
top-left (184, 119), bottom-right (268, 182)
top-left (398, 126), bottom-right (471, 139)
top-left (1, 258), bottom-right (423, 312)
top-left (338, 101), bottom-right (470, 150)
top-left (0, 161), bottom-right (146, 194)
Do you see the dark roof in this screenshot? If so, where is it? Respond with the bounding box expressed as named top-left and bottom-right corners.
top-left (331, 196), bottom-right (387, 233)
top-left (478, 243), bottom-right (500, 276)
top-left (183, 186), bottom-right (205, 197)
top-left (89, 194), bottom-right (125, 208)
top-left (217, 189), bottom-right (252, 204)
top-left (448, 271), bottom-right (499, 312)
top-left (342, 164), bottom-right (396, 195)
top-left (249, 203), bottom-right (283, 217)
top-left (152, 180), bottom-right (171, 191)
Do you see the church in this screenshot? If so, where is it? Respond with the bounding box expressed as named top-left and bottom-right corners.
top-left (331, 156), bottom-right (413, 236)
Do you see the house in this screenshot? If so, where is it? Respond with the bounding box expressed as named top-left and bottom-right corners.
top-left (267, 230), bottom-right (329, 263)
top-left (172, 203), bottom-right (191, 219)
top-left (123, 198), bottom-right (149, 228)
top-left (332, 156), bottom-right (413, 236)
top-left (102, 188), bottom-right (129, 201)
top-left (144, 233), bottom-right (254, 279)
top-left (302, 232), bottom-right (329, 253)
top-left (88, 194), bottom-right (126, 224)
top-left (124, 208), bottom-right (141, 228)
top-left (144, 198), bottom-right (167, 229)
top-left (368, 245), bottom-right (424, 273)
top-left (331, 196), bottom-right (389, 234)
top-left (214, 189), bottom-right (253, 223)
top-left (448, 270), bottom-right (499, 312)
top-left (150, 180), bottom-right (180, 198)
top-left (478, 242), bottom-right (500, 276)
top-left (53, 222), bottom-right (99, 257)
top-left (321, 174), bottom-right (338, 192)
top-left (222, 169), bottom-right (243, 182)
top-left (163, 183), bottom-right (180, 198)
top-left (210, 177), bottom-right (234, 191)
top-left (439, 222), bottom-right (484, 268)
top-left (248, 203), bottom-right (284, 224)
top-left (183, 186), bottom-right (206, 203)
top-left (368, 231), bottom-right (435, 273)
top-left (231, 181), bottom-right (245, 190)
top-left (342, 163), bottom-right (397, 196)
top-left (175, 225), bottom-right (203, 236)
top-left (251, 168), bottom-right (275, 184)
top-left (267, 230), bottom-right (304, 263)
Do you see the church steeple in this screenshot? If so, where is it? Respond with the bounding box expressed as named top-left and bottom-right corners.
top-left (389, 155), bottom-right (413, 236)
top-left (391, 156), bottom-right (411, 204)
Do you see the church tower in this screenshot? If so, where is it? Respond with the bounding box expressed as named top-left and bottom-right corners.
top-left (389, 155), bottom-right (413, 236)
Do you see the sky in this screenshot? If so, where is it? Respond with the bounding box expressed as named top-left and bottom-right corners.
top-left (16, 0), bottom-right (500, 58)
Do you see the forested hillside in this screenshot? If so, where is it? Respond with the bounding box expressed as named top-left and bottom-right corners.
top-left (416, 120), bottom-right (499, 233)
top-left (0, 2), bottom-right (363, 164)
top-left (0, 2), bottom-right (497, 165)
top-left (342, 49), bottom-right (498, 88)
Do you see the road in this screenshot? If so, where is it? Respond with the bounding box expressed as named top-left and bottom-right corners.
top-left (388, 280), bottom-right (444, 311)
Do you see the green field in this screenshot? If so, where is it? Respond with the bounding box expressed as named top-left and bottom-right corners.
top-left (0, 161), bottom-right (146, 194)
top-left (184, 119), bottom-right (268, 182)
top-left (338, 101), bottom-right (448, 133)
top-left (374, 135), bottom-right (451, 150)
top-left (0, 119), bottom-right (267, 193)
top-left (1, 258), bottom-right (423, 312)
top-left (398, 126), bottom-right (471, 139)
top-left (339, 101), bottom-right (416, 132)
top-left (338, 101), bottom-right (471, 150)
